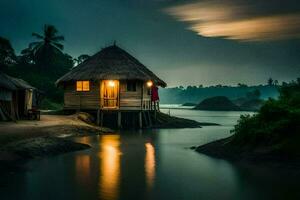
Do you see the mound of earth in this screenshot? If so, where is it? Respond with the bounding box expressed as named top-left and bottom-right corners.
top-left (194, 96), bottom-right (240, 111)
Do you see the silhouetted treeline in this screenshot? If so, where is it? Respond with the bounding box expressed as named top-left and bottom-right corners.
top-left (160, 84), bottom-right (279, 104)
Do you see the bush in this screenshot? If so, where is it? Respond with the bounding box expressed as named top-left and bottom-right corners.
top-left (231, 79), bottom-right (300, 149)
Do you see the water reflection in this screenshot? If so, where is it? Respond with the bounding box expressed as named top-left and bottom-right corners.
top-left (145, 142), bottom-right (156, 190)
top-left (99, 135), bottom-right (121, 200)
top-left (75, 155), bottom-right (91, 185)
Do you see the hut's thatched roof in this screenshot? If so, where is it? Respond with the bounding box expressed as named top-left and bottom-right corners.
top-left (0, 71), bottom-right (34, 90)
top-left (56, 45), bottom-right (167, 87)
top-left (0, 72), bottom-right (17, 90)
top-left (9, 77), bottom-right (35, 90)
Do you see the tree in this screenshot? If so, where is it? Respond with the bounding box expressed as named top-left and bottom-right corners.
top-left (237, 83), bottom-right (248, 87)
top-left (268, 78), bottom-right (274, 86)
top-left (73, 54), bottom-right (90, 66)
top-left (246, 89), bottom-right (261, 100)
top-left (29, 24), bottom-right (64, 65)
top-left (30, 25), bottom-right (64, 52)
top-left (19, 46), bottom-right (35, 64)
top-left (0, 37), bottom-right (16, 66)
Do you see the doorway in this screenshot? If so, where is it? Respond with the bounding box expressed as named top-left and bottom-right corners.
top-left (101, 80), bottom-right (119, 108)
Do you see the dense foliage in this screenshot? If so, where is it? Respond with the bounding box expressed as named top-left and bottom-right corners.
top-left (0, 25), bottom-right (90, 108)
top-left (232, 79), bottom-right (300, 154)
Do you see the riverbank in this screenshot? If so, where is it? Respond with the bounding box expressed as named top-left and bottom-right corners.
top-left (0, 114), bottom-right (112, 173)
top-left (195, 136), bottom-right (300, 169)
top-left (0, 111), bottom-right (214, 174)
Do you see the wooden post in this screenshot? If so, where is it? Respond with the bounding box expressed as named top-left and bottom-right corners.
top-left (117, 111), bottom-right (122, 128)
top-left (148, 111), bottom-right (152, 127)
top-left (97, 109), bottom-right (100, 125)
top-left (154, 101), bottom-right (157, 123)
top-left (139, 111), bottom-right (143, 129)
top-left (100, 111), bottom-right (104, 127)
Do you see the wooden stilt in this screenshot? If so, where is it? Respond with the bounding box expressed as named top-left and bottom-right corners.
top-left (142, 112), bottom-right (148, 128)
top-left (147, 111), bottom-right (152, 127)
top-left (117, 112), bottom-right (122, 128)
top-left (100, 111), bottom-right (104, 127)
top-left (97, 109), bottom-right (100, 125)
top-left (154, 101), bottom-right (157, 123)
top-left (139, 111), bottom-right (143, 129)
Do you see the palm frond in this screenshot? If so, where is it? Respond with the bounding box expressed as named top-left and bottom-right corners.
top-left (29, 41), bottom-right (42, 49)
top-left (21, 47), bottom-right (32, 55)
top-left (52, 35), bottom-right (65, 42)
top-left (53, 42), bottom-right (64, 50)
top-left (32, 33), bottom-right (44, 39)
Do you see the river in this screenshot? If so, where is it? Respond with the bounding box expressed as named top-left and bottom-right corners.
top-left (1, 109), bottom-right (300, 200)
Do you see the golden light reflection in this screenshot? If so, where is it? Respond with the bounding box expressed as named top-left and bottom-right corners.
top-left (145, 142), bottom-right (156, 190)
top-left (99, 135), bottom-right (121, 200)
top-left (165, 1), bottom-right (300, 41)
top-left (76, 137), bottom-right (91, 145)
top-left (75, 155), bottom-right (91, 184)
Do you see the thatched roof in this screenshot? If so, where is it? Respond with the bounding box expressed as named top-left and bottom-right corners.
top-left (56, 45), bottom-right (167, 87)
top-left (0, 72), bottom-right (17, 90)
top-left (9, 77), bottom-right (35, 90)
top-left (0, 71), bottom-right (34, 91)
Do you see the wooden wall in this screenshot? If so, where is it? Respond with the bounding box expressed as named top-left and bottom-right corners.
top-left (120, 80), bottom-right (142, 110)
top-left (63, 80), bottom-right (151, 110)
top-left (64, 81), bottom-right (100, 109)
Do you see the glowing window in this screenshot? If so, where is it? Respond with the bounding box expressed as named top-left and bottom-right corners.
top-left (76, 81), bottom-right (90, 91)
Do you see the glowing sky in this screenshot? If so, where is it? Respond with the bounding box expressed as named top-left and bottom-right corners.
top-left (0, 0), bottom-right (299, 86)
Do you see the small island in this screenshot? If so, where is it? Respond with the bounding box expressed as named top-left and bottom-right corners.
top-left (194, 96), bottom-right (241, 111)
top-left (195, 80), bottom-right (300, 166)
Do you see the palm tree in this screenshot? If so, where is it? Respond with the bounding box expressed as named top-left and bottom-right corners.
top-left (0, 37), bottom-right (16, 65)
top-left (29, 24), bottom-right (64, 54)
top-left (26, 24), bottom-right (65, 67)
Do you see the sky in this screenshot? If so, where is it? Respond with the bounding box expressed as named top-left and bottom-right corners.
top-left (0, 0), bottom-right (300, 87)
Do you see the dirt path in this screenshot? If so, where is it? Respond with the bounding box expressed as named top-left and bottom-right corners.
top-left (0, 114), bottom-right (112, 172)
top-left (0, 114), bottom-right (111, 146)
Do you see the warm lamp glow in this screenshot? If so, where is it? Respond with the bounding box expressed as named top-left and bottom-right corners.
top-left (147, 81), bottom-right (153, 87)
top-left (108, 80), bottom-right (115, 87)
top-left (76, 81), bottom-right (90, 91)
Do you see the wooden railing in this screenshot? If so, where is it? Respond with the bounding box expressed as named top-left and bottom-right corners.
top-left (142, 99), bottom-right (159, 111)
top-left (101, 98), bottom-right (118, 109)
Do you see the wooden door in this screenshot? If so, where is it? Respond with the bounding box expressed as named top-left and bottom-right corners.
top-left (101, 80), bottom-right (119, 108)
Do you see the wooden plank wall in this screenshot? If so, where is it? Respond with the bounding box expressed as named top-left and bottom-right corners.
top-left (119, 80), bottom-right (142, 110)
top-left (63, 80), bottom-right (152, 111)
top-left (64, 81), bottom-right (100, 109)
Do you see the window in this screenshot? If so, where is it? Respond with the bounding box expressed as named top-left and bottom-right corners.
top-left (76, 81), bottom-right (90, 91)
top-left (127, 80), bottom-right (136, 92)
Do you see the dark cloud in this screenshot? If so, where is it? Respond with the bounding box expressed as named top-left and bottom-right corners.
top-left (0, 0), bottom-right (299, 86)
top-left (165, 0), bottom-right (300, 41)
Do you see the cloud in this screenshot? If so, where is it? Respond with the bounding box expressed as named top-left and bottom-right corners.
top-left (165, 0), bottom-right (300, 41)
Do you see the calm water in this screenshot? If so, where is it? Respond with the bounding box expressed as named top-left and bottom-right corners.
top-left (1, 109), bottom-right (300, 200)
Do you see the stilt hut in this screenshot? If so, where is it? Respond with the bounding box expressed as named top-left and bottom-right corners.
top-left (0, 71), bottom-right (41, 121)
top-left (56, 45), bottom-right (167, 128)
top-left (0, 72), bottom-right (17, 120)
